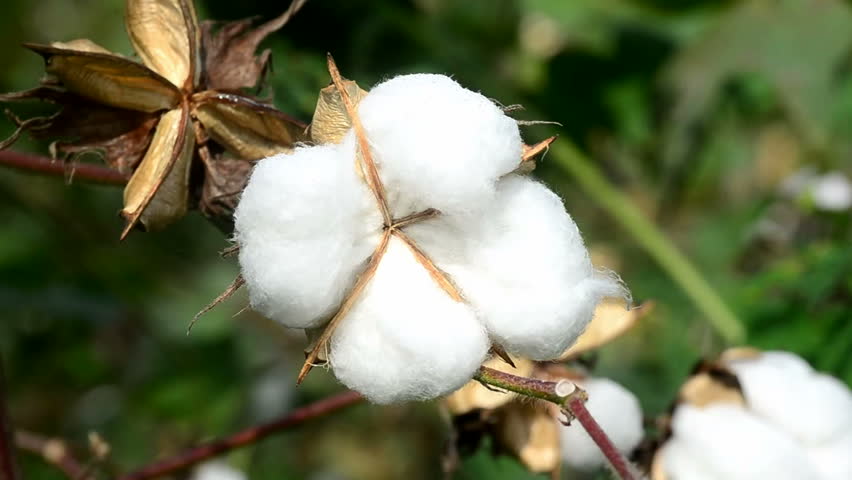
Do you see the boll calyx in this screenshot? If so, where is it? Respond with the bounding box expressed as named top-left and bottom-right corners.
top-left (234, 72), bottom-right (626, 404)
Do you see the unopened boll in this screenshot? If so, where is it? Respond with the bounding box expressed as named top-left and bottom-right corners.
top-left (559, 378), bottom-right (643, 470)
top-left (661, 351), bottom-right (852, 480)
top-left (234, 74), bottom-right (625, 403)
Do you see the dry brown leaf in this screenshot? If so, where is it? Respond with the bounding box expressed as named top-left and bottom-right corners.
top-left (718, 346), bottom-right (762, 364)
top-left (309, 80), bottom-right (369, 144)
top-left (193, 91), bottom-right (307, 159)
top-left (678, 369), bottom-right (745, 408)
top-left (515, 135), bottom-right (557, 174)
top-left (445, 355), bottom-right (535, 415)
top-left (125, 0), bottom-right (200, 88)
top-left (496, 404), bottom-right (561, 473)
top-left (559, 299), bottom-right (653, 360)
top-left (650, 448), bottom-right (668, 480)
top-left (121, 107), bottom-right (194, 236)
top-left (198, 152), bottom-right (253, 226)
top-left (200, 0), bottom-right (307, 91)
top-left (25, 43), bottom-right (180, 113)
top-left (1, 86), bottom-right (157, 173)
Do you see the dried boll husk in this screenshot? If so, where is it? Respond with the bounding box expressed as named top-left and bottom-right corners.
top-left (1, 0), bottom-right (308, 236)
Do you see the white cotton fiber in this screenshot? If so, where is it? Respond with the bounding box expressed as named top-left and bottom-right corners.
top-left (329, 236), bottom-right (490, 404)
top-left (660, 442), bottom-right (718, 480)
top-left (354, 74), bottom-right (522, 218)
top-left (807, 431), bottom-right (852, 480)
top-left (727, 351), bottom-right (852, 444)
top-left (665, 404), bottom-right (820, 480)
top-left (191, 462), bottom-right (247, 480)
top-left (559, 378), bottom-right (643, 471)
top-left (234, 143), bottom-right (381, 328)
top-left (409, 175), bottom-right (625, 359)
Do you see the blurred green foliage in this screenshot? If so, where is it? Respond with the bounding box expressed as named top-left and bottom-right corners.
top-left (1, 0), bottom-right (850, 479)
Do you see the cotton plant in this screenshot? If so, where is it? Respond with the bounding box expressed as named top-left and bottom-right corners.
top-left (230, 57), bottom-right (627, 404)
top-left (654, 349), bottom-right (852, 480)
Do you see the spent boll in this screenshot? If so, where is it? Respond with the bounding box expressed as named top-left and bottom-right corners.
top-left (234, 73), bottom-right (625, 403)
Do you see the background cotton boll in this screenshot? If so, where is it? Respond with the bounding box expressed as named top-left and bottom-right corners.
top-left (727, 352), bottom-right (852, 444)
top-left (411, 175), bottom-right (623, 359)
top-left (667, 405), bottom-right (820, 480)
top-left (559, 378), bottom-right (643, 471)
top-left (807, 431), bottom-right (852, 480)
top-left (811, 172), bottom-right (852, 211)
top-left (355, 74), bottom-right (522, 218)
top-left (661, 442), bottom-right (719, 480)
top-left (234, 145), bottom-right (381, 328)
top-left (191, 462), bottom-right (247, 480)
top-left (329, 237), bottom-right (489, 404)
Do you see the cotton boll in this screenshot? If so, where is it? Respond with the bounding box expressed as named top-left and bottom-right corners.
top-left (660, 441), bottom-right (719, 480)
top-left (727, 352), bottom-right (852, 444)
top-left (410, 175), bottom-right (625, 359)
top-left (811, 172), bottom-right (852, 211)
top-left (354, 74), bottom-right (522, 217)
top-left (755, 350), bottom-right (814, 377)
top-left (234, 144), bottom-right (381, 328)
top-left (191, 462), bottom-right (247, 480)
top-left (807, 431), bottom-right (852, 480)
top-left (666, 404), bottom-right (820, 480)
top-left (329, 236), bottom-right (489, 404)
top-left (559, 378), bottom-right (643, 471)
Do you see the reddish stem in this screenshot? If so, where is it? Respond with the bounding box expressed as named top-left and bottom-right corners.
top-left (567, 397), bottom-right (636, 480)
top-left (117, 390), bottom-right (363, 480)
top-left (0, 151), bottom-right (127, 185)
top-left (0, 360), bottom-right (21, 480)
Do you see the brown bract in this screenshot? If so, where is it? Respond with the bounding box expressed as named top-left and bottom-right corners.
top-left (0, 0), bottom-right (308, 237)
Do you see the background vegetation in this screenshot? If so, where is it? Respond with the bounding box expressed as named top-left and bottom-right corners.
top-left (1, 0), bottom-right (850, 478)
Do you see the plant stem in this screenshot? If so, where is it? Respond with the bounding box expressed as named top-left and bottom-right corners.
top-left (566, 397), bottom-right (637, 480)
top-left (549, 140), bottom-right (745, 344)
top-left (0, 359), bottom-right (21, 480)
top-left (474, 366), bottom-right (636, 480)
top-left (117, 390), bottom-right (363, 480)
top-left (0, 151), bottom-right (127, 186)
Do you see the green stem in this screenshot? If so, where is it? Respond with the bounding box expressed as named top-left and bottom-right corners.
top-left (473, 366), bottom-right (584, 406)
top-left (549, 140), bottom-right (745, 344)
top-left (473, 367), bottom-right (636, 480)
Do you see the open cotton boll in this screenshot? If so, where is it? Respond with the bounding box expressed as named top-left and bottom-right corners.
top-left (666, 404), bottom-right (820, 480)
top-left (727, 351), bottom-right (852, 444)
top-left (234, 144), bottom-right (381, 328)
top-left (559, 378), bottom-right (643, 471)
top-left (329, 236), bottom-right (489, 404)
top-left (807, 431), bottom-right (852, 480)
top-left (354, 74), bottom-right (522, 218)
top-left (409, 175), bottom-right (626, 359)
top-left (660, 442), bottom-right (718, 480)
